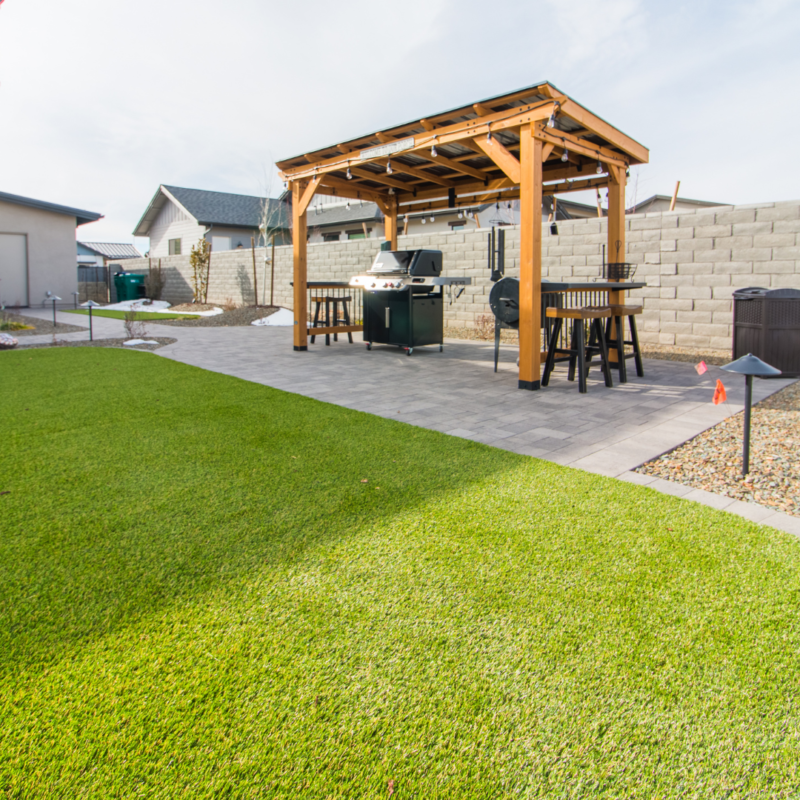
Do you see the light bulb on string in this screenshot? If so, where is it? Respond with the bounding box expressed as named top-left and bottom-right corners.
top-left (386, 159), bottom-right (393, 175)
top-left (596, 154), bottom-right (603, 174)
top-left (429, 216), bottom-right (435, 223)
top-left (421, 217), bottom-right (426, 225)
top-left (346, 202), bottom-right (350, 210)
top-left (346, 167), bottom-right (352, 180)
top-left (431, 139), bottom-right (438, 157)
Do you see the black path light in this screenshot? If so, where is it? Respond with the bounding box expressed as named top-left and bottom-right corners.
top-left (45, 292), bottom-right (62, 328)
top-left (85, 300), bottom-right (101, 341)
top-left (719, 353), bottom-right (781, 476)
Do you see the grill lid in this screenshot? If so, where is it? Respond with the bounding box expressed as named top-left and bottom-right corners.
top-left (368, 249), bottom-right (442, 276)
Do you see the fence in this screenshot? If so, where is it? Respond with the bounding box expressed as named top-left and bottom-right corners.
top-left (77, 266), bottom-right (109, 304)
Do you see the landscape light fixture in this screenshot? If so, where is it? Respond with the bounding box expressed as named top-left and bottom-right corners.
top-left (45, 292), bottom-right (61, 328)
top-left (720, 353), bottom-right (781, 475)
top-left (346, 167), bottom-right (352, 180)
top-left (85, 300), bottom-right (101, 341)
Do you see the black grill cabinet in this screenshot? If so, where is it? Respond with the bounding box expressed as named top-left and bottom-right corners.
top-left (733, 287), bottom-right (800, 376)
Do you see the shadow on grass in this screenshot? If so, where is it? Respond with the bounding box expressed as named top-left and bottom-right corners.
top-left (0, 348), bottom-right (534, 668)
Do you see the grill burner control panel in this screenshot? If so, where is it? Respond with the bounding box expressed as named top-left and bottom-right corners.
top-left (349, 249), bottom-right (471, 292)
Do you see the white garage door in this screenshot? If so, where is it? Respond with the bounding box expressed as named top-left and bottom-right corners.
top-left (0, 234), bottom-right (28, 307)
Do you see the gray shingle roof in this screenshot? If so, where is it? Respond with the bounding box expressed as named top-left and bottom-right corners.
top-left (78, 241), bottom-right (142, 259)
top-left (163, 185), bottom-right (289, 230)
top-left (306, 202), bottom-right (383, 228)
top-left (0, 190), bottom-right (102, 226)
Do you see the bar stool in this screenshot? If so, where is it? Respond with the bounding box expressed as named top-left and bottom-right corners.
top-left (542, 307), bottom-right (614, 393)
top-left (586, 304), bottom-right (644, 383)
top-left (310, 295), bottom-right (354, 345)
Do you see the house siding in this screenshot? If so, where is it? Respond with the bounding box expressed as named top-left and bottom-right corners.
top-left (147, 199), bottom-right (205, 257)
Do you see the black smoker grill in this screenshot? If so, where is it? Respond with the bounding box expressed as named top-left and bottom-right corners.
top-left (350, 250), bottom-right (470, 355)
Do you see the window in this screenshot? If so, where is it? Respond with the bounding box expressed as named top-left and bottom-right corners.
top-left (347, 231), bottom-right (365, 240)
top-left (168, 238), bottom-right (181, 255)
top-left (323, 233), bottom-right (341, 242)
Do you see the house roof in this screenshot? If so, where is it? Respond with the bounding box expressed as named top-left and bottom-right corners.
top-left (78, 241), bottom-right (142, 259)
top-left (0, 190), bottom-right (102, 226)
top-left (628, 194), bottom-right (726, 213)
top-left (307, 202), bottom-right (384, 228)
top-left (132, 185), bottom-right (290, 236)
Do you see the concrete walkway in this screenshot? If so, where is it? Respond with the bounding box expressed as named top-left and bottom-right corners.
top-left (18, 307), bottom-right (799, 536)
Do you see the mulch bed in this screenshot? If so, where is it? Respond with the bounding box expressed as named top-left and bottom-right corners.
top-left (14, 337), bottom-right (177, 351)
top-left (2, 313), bottom-right (85, 336)
top-left (154, 306), bottom-right (278, 328)
top-left (636, 380), bottom-right (800, 517)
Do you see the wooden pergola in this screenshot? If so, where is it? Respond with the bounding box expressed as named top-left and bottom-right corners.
top-left (276, 82), bottom-right (648, 389)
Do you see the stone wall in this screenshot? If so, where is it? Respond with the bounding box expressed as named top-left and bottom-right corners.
top-left (123, 200), bottom-right (800, 350)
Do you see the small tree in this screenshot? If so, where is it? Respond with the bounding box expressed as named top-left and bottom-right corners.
top-left (189, 239), bottom-right (210, 303)
top-left (144, 258), bottom-right (166, 301)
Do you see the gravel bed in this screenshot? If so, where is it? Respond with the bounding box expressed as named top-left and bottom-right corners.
top-left (2, 313), bottom-right (85, 336)
top-left (154, 306), bottom-right (278, 328)
top-left (14, 337), bottom-right (177, 351)
top-left (636, 380), bottom-right (800, 517)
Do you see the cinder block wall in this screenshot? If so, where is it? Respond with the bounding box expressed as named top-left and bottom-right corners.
top-left (122, 200), bottom-right (800, 350)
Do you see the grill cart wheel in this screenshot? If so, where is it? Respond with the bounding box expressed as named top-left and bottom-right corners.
top-left (439, 344), bottom-right (443, 352)
top-left (366, 342), bottom-right (372, 350)
top-left (407, 348), bottom-right (413, 356)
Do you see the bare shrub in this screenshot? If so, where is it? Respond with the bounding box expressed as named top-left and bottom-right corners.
top-left (189, 239), bottom-right (210, 303)
top-left (220, 297), bottom-right (237, 312)
top-left (144, 260), bottom-right (165, 301)
top-left (124, 309), bottom-right (148, 340)
top-left (475, 314), bottom-right (495, 340)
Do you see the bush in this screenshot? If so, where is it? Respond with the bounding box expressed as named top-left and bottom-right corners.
top-left (144, 261), bottom-right (165, 301)
top-left (124, 309), bottom-right (148, 340)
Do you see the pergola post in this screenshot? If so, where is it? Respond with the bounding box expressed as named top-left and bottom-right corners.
top-left (292, 180), bottom-right (308, 351)
top-left (606, 166), bottom-right (627, 361)
top-left (518, 124), bottom-right (543, 390)
top-left (385, 196), bottom-right (398, 249)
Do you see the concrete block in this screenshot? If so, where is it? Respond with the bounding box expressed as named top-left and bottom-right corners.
top-left (771, 273), bottom-right (800, 287)
top-left (732, 222), bottom-right (773, 236)
top-left (639, 331), bottom-right (660, 344)
top-left (658, 333), bottom-right (676, 345)
top-left (677, 237), bottom-right (714, 251)
top-left (630, 217), bottom-right (663, 230)
top-left (678, 310), bottom-right (710, 324)
top-left (662, 321), bottom-right (694, 335)
top-left (659, 298), bottom-right (694, 311)
top-left (753, 260), bottom-right (796, 274)
top-left (714, 261), bottom-right (754, 275)
top-left (660, 286), bottom-right (677, 299)
top-left (773, 220), bottom-right (800, 234)
top-left (644, 253), bottom-right (661, 264)
top-left (679, 213), bottom-right (716, 227)
top-left (659, 263), bottom-right (677, 275)
top-left (709, 336), bottom-right (733, 350)
top-left (659, 309), bottom-right (676, 323)
top-left (772, 246), bottom-right (800, 259)
top-left (725, 235), bottom-right (754, 249)
top-left (693, 323), bottom-right (730, 338)
top-left (693, 249), bottom-right (731, 263)
top-left (672, 227), bottom-right (695, 240)
top-left (677, 285), bottom-right (712, 300)
top-left (753, 233), bottom-right (796, 248)
top-left (715, 209), bottom-right (756, 225)
top-left (756, 205), bottom-right (800, 222)
top-left (695, 299), bottom-right (732, 313)
top-left (712, 286), bottom-right (736, 300)
top-left (660, 239), bottom-right (677, 251)
top-left (694, 274), bottom-right (732, 287)
top-left (712, 312), bottom-right (733, 325)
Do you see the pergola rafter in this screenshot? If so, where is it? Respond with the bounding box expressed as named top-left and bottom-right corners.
top-left (277, 81), bottom-right (648, 389)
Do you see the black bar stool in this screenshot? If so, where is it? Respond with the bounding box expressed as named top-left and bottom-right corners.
top-left (310, 295), bottom-right (353, 345)
top-left (586, 304), bottom-right (644, 383)
top-left (542, 307), bottom-right (614, 393)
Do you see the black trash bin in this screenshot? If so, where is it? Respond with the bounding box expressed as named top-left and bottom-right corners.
top-left (733, 286), bottom-right (800, 376)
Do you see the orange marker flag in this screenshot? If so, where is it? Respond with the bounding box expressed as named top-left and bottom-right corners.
top-left (713, 379), bottom-right (727, 405)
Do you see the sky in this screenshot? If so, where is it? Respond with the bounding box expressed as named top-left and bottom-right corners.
top-left (1, 0), bottom-right (799, 248)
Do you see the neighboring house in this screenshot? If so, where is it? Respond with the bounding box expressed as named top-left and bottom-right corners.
top-left (0, 190), bottom-right (102, 307)
top-left (77, 241), bottom-right (142, 268)
top-left (306, 201), bottom-right (385, 243)
top-left (627, 194), bottom-right (726, 215)
top-left (133, 185), bottom-right (290, 258)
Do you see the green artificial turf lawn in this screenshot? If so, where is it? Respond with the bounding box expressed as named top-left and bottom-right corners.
top-left (66, 309), bottom-right (200, 320)
top-left (2, 348), bottom-right (800, 798)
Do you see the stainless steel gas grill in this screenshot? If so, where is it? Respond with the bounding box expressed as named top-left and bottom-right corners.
top-left (350, 249), bottom-right (470, 355)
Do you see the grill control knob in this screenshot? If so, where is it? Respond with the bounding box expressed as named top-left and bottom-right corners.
top-left (371, 283), bottom-right (376, 288)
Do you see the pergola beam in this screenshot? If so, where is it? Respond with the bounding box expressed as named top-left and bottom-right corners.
top-left (473, 136), bottom-right (521, 184)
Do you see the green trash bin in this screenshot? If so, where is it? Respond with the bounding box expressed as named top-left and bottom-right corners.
top-left (113, 272), bottom-right (147, 302)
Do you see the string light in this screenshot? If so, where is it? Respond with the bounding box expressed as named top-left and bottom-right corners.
top-left (421, 217), bottom-right (426, 225)
top-left (486, 128), bottom-right (492, 142)
top-left (429, 216), bottom-right (435, 223)
top-left (547, 102), bottom-right (559, 128)
top-left (346, 201), bottom-right (350, 210)
top-left (346, 167), bottom-right (352, 180)
top-left (431, 137), bottom-right (438, 158)
top-left (386, 159), bottom-right (393, 175)
top-left (596, 153), bottom-right (603, 174)
top-left (561, 139), bottom-right (569, 162)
